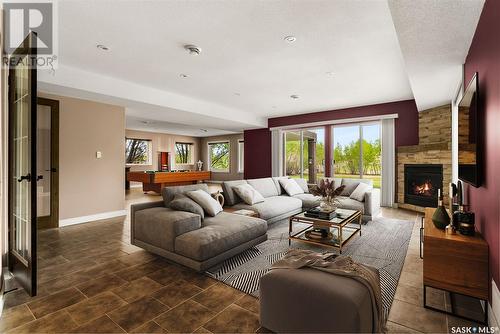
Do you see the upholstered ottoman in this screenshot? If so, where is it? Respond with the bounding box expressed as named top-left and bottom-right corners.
top-left (259, 266), bottom-right (378, 333)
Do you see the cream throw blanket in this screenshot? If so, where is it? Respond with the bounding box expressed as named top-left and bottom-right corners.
top-left (271, 249), bottom-right (387, 333)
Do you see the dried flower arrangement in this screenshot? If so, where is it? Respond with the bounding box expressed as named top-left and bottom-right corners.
top-left (310, 179), bottom-right (345, 211)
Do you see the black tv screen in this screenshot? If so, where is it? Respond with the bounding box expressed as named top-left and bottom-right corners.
top-left (458, 72), bottom-right (481, 187)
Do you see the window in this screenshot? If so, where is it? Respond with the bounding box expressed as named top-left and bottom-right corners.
top-left (125, 138), bottom-right (152, 165)
top-left (208, 141), bottom-right (230, 172)
top-left (175, 142), bottom-right (193, 164)
top-left (333, 122), bottom-right (381, 188)
top-left (238, 140), bottom-right (244, 173)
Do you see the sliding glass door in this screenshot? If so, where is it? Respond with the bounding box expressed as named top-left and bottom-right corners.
top-left (284, 128), bottom-right (325, 184)
top-left (333, 122), bottom-right (381, 188)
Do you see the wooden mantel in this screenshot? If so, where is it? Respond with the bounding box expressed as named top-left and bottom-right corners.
top-left (127, 171), bottom-right (211, 194)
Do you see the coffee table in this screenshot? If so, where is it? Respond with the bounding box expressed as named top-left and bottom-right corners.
top-left (289, 208), bottom-right (362, 253)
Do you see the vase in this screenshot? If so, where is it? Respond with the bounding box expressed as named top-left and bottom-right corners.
top-left (319, 198), bottom-right (336, 212)
top-left (432, 189), bottom-right (450, 230)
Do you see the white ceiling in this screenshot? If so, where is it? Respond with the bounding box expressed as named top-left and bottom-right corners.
top-left (37, 0), bottom-right (485, 136)
top-left (388, 0), bottom-right (484, 111)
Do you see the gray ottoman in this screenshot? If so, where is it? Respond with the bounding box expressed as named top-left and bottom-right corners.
top-left (259, 267), bottom-right (377, 333)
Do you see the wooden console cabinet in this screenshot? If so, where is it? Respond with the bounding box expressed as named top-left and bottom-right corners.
top-left (423, 207), bottom-right (489, 322)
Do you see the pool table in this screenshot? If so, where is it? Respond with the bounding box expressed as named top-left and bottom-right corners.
top-left (127, 170), bottom-right (211, 194)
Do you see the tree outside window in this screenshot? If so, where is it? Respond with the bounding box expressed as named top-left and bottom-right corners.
top-left (125, 138), bottom-right (152, 165)
top-left (175, 142), bottom-right (193, 164)
top-left (208, 142), bottom-right (230, 172)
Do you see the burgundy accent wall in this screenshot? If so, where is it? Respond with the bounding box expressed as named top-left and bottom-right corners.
top-left (268, 99), bottom-right (419, 147)
top-left (244, 99), bottom-right (419, 179)
top-left (464, 0), bottom-right (500, 287)
top-left (243, 128), bottom-right (271, 179)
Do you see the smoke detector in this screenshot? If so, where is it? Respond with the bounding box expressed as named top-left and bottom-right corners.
top-left (284, 36), bottom-right (296, 43)
top-left (184, 44), bottom-right (202, 55)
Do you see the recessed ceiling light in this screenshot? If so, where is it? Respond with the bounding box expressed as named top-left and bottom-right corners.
top-left (140, 120), bottom-right (153, 125)
top-left (184, 44), bottom-right (202, 55)
top-left (290, 94), bottom-right (299, 99)
top-left (96, 44), bottom-right (109, 51)
top-left (180, 74), bottom-right (188, 78)
top-left (284, 35), bottom-right (296, 43)
top-left (234, 92), bottom-right (241, 96)
top-left (326, 71), bottom-right (334, 76)
top-left (200, 129), bottom-right (208, 133)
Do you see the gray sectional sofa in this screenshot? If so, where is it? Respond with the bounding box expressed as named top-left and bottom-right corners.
top-left (131, 184), bottom-right (268, 271)
top-left (130, 177), bottom-right (379, 271)
top-left (223, 176), bottom-right (380, 223)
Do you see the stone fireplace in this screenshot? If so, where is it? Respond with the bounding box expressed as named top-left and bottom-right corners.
top-left (397, 105), bottom-right (452, 212)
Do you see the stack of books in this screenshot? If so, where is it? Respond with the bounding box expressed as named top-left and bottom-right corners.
top-left (309, 228), bottom-right (328, 238)
top-left (304, 207), bottom-right (336, 220)
top-left (305, 227), bottom-right (331, 241)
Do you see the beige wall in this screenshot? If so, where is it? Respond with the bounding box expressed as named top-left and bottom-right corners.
top-left (39, 93), bottom-right (126, 221)
top-left (125, 130), bottom-right (201, 187)
top-left (200, 134), bottom-right (244, 181)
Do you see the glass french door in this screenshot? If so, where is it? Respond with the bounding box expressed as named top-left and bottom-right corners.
top-left (284, 128), bottom-right (325, 184)
top-left (332, 122), bottom-right (381, 188)
top-left (8, 32), bottom-right (38, 296)
top-left (36, 98), bottom-right (59, 229)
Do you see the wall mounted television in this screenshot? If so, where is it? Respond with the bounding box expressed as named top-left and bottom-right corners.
top-left (458, 72), bottom-right (481, 187)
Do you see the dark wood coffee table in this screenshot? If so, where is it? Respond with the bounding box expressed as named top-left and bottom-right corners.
top-left (289, 208), bottom-right (362, 253)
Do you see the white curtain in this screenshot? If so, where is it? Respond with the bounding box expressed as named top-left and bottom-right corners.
top-left (271, 129), bottom-right (283, 177)
top-left (381, 119), bottom-right (395, 207)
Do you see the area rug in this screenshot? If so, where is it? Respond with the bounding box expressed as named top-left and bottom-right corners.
top-left (205, 216), bottom-right (415, 316)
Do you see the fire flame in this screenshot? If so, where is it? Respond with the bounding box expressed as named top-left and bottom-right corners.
top-left (413, 180), bottom-right (433, 196)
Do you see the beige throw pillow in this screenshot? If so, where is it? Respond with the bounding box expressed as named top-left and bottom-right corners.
top-left (350, 183), bottom-right (370, 202)
top-left (279, 178), bottom-right (304, 196)
top-left (186, 189), bottom-right (223, 217)
top-left (233, 184), bottom-right (265, 205)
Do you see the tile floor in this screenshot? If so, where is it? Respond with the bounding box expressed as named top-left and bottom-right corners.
top-left (0, 188), bottom-right (479, 333)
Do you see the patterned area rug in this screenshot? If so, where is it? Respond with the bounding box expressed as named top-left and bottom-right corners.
top-left (205, 216), bottom-right (414, 317)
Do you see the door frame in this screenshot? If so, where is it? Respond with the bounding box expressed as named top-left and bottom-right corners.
top-left (37, 97), bottom-right (59, 229)
top-left (8, 32), bottom-right (37, 296)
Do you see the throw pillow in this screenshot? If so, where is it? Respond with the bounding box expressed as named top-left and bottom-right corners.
top-left (279, 178), bottom-right (304, 196)
top-left (340, 179), bottom-right (361, 196)
top-left (350, 183), bottom-right (370, 202)
top-left (186, 189), bottom-right (223, 217)
top-left (233, 184), bottom-right (265, 205)
top-left (169, 194), bottom-right (205, 219)
top-left (294, 178), bottom-right (309, 193)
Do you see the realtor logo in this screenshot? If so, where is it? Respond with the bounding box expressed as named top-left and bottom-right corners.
top-left (4, 2), bottom-right (53, 54)
top-left (2, 1), bottom-right (58, 69)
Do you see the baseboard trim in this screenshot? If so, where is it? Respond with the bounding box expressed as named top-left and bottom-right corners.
top-left (59, 210), bottom-right (127, 227)
top-left (489, 279), bottom-right (500, 328)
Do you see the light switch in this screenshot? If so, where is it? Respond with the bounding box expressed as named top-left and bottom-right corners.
top-left (96, 151), bottom-right (102, 159)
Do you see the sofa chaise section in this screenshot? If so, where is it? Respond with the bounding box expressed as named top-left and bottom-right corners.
top-left (175, 212), bottom-right (267, 262)
top-left (131, 184), bottom-right (268, 271)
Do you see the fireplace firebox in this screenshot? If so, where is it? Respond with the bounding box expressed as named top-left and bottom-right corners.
top-left (404, 164), bottom-right (443, 207)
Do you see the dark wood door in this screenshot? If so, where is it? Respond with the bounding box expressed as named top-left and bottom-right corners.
top-left (37, 97), bottom-right (59, 229)
top-left (8, 32), bottom-right (38, 296)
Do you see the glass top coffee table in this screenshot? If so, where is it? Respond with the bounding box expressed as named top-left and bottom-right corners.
top-left (289, 208), bottom-right (362, 253)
